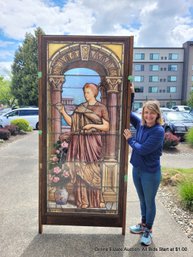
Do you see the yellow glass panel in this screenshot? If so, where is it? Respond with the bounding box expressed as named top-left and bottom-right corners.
top-left (48, 43), bottom-right (67, 58)
top-left (102, 44), bottom-right (123, 61)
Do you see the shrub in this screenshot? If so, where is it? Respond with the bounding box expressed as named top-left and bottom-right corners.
top-left (26, 126), bottom-right (33, 132)
top-left (11, 119), bottom-right (30, 131)
top-left (185, 127), bottom-right (193, 146)
top-left (4, 124), bottom-right (19, 135)
top-left (0, 128), bottom-right (11, 140)
top-left (178, 180), bottom-right (193, 211)
top-left (163, 132), bottom-right (180, 149)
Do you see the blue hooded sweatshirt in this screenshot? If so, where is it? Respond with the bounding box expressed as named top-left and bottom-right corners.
top-left (128, 112), bottom-right (164, 173)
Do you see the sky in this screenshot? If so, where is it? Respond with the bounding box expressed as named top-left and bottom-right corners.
top-left (63, 68), bottom-right (100, 103)
top-left (1, 0), bottom-right (193, 79)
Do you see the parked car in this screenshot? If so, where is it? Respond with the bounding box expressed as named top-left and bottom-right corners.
top-left (160, 107), bottom-right (172, 112)
top-left (162, 111), bottom-right (193, 139)
top-left (189, 109), bottom-right (193, 116)
top-left (130, 112), bottom-right (141, 137)
top-left (171, 105), bottom-right (191, 112)
top-left (0, 107), bottom-right (39, 129)
top-left (0, 107), bottom-right (12, 115)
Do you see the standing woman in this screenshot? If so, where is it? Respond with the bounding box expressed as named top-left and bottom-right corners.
top-left (123, 83), bottom-right (164, 246)
top-left (58, 83), bottom-right (109, 209)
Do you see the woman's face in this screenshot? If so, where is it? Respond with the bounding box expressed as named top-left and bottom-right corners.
top-left (84, 88), bottom-right (95, 101)
top-left (143, 107), bottom-right (158, 127)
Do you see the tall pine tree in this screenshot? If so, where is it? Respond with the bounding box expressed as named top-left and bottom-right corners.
top-left (11, 27), bottom-right (45, 106)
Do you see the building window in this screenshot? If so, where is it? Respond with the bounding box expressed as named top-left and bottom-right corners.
top-left (149, 76), bottom-right (159, 82)
top-left (191, 76), bottom-right (193, 82)
top-left (168, 64), bottom-right (177, 71)
top-left (134, 76), bottom-right (144, 82)
top-left (134, 64), bottom-right (144, 71)
top-left (149, 86), bottom-right (158, 93)
top-left (167, 86), bottom-right (176, 93)
top-left (168, 76), bottom-right (177, 82)
top-left (192, 65), bottom-right (193, 71)
top-left (150, 53), bottom-right (160, 60)
top-left (135, 87), bottom-right (144, 93)
top-left (168, 53), bottom-right (179, 60)
top-left (149, 64), bottom-right (159, 71)
top-left (134, 53), bottom-right (145, 60)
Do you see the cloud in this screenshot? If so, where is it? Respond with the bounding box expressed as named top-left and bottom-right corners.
top-left (78, 0), bottom-right (143, 35)
top-left (0, 0), bottom-right (61, 40)
top-left (0, 50), bottom-right (14, 60)
top-left (0, 61), bottom-right (12, 79)
top-left (1, 0), bottom-right (193, 78)
top-left (0, 40), bottom-right (15, 47)
top-left (0, 0), bottom-right (95, 40)
top-left (137, 0), bottom-right (193, 46)
top-left (1, 0), bottom-right (193, 45)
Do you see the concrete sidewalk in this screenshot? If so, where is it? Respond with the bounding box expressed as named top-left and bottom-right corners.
top-left (0, 131), bottom-right (192, 257)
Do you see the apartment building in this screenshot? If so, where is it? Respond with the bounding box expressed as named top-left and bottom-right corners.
top-left (132, 41), bottom-right (193, 110)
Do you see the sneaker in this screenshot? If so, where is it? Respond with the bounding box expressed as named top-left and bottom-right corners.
top-left (129, 224), bottom-right (145, 234)
top-left (140, 228), bottom-right (153, 246)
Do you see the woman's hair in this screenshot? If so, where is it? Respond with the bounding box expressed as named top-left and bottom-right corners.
top-left (141, 100), bottom-right (164, 125)
top-left (83, 83), bottom-right (99, 97)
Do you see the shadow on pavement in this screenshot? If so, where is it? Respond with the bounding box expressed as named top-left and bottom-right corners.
top-left (20, 234), bottom-right (124, 257)
top-left (20, 233), bottom-right (158, 257)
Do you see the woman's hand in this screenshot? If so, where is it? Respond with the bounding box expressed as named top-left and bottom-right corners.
top-left (123, 129), bottom-right (132, 140)
top-left (129, 82), bottom-right (135, 94)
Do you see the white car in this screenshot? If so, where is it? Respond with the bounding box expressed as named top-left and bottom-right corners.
top-left (0, 107), bottom-right (39, 129)
top-left (171, 105), bottom-right (191, 112)
top-left (0, 107), bottom-right (12, 115)
top-left (160, 107), bottom-right (173, 112)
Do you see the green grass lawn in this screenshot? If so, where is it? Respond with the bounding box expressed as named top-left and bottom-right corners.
top-left (161, 167), bottom-right (193, 211)
top-left (162, 167), bottom-right (193, 173)
top-left (162, 167), bottom-right (193, 177)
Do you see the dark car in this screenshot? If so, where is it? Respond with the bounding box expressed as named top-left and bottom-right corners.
top-left (162, 111), bottom-right (193, 139)
top-left (130, 112), bottom-right (141, 137)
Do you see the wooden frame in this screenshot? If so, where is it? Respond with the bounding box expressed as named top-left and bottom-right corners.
top-left (38, 35), bottom-right (133, 234)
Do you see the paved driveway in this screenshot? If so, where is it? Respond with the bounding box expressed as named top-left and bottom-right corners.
top-left (0, 131), bottom-right (192, 257)
top-left (161, 143), bottom-right (193, 168)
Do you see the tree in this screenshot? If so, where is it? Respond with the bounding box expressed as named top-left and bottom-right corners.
top-left (11, 27), bottom-right (45, 106)
top-left (187, 90), bottom-right (193, 108)
top-left (0, 76), bottom-right (16, 107)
